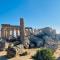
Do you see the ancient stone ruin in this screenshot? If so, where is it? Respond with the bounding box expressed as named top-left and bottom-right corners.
top-left (0, 18), bottom-right (60, 49)
top-left (1, 18), bottom-right (33, 39)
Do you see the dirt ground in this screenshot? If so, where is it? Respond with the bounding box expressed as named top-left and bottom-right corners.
top-left (0, 43), bottom-right (60, 60)
top-left (0, 48), bottom-right (39, 60)
top-left (54, 48), bottom-right (60, 59)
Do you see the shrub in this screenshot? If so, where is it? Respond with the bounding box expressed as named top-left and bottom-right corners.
top-left (32, 48), bottom-right (56, 60)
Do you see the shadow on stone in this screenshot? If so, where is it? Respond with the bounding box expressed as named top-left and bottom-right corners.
top-left (0, 55), bottom-right (8, 60)
top-left (19, 51), bottom-right (28, 56)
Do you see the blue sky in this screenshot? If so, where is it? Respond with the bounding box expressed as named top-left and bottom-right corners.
top-left (0, 0), bottom-right (60, 33)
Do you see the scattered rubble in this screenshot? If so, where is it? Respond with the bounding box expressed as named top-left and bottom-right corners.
top-left (29, 27), bottom-right (60, 50)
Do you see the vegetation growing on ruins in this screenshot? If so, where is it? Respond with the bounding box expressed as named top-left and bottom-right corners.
top-left (32, 48), bottom-right (56, 60)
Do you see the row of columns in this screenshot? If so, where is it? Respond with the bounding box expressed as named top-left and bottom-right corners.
top-left (25, 28), bottom-right (33, 36)
top-left (1, 27), bottom-right (33, 39)
top-left (1, 27), bottom-right (20, 38)
top-left (1, 28), bottom-right (33, 39)
top-left (10, 29), bottom-right (20, 37)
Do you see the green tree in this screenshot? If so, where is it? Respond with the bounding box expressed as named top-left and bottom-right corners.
top-left (32, 48), bottom-right (56, 60)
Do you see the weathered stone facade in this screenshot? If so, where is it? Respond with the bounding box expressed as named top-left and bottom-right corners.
top-left (1, 24), bottom-right (20, 38)
top-left (1, 19), bottom-right (33, 39)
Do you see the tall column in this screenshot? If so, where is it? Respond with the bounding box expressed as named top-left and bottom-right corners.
top-left (16, 29), bottom-right (18, 37)
top-left (20, 18), bottom-right (25, 44)
top-left (7, 28), bottom-right (10, 38)
top-left (28, 29), bottom-right (30, 36)
top-left (5, 30), bottom-right (7, 38)
top-left (1, 28), bottom-right (4, 38)
top-left (12, 29), bottom-right (14, 37)
top-left (18, 29), bottom-right (20, 36)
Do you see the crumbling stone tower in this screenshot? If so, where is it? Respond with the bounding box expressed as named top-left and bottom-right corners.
top-left (20, 18), bottom-right (25, 44)
top-left (20, 18), bottom-right (30, 48)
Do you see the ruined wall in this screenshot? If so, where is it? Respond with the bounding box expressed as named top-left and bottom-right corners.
top-left (1, 24), bottom-right (33, 39)
top-left (1, 24), bottom-right (20, 38)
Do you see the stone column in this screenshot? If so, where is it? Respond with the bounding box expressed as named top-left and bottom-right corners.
top-left (16, 29), bottom-right (18, 37)
top-left (20, 18), bottom-right (25, 44)
top-left (1, 28), bottom-right (4, 38)
top-left (28, 29), bottom-right (30, 36)
top-left (18, 29), bottom-right (20, 36)
top-left (7, 28), bottom-right (10, 38)
top-left (4, 30), bottom-right (7, 38)
top-left (20, 18), bottom-right (29, 48)
top-left (12, 29), bottom-right (14, 37)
